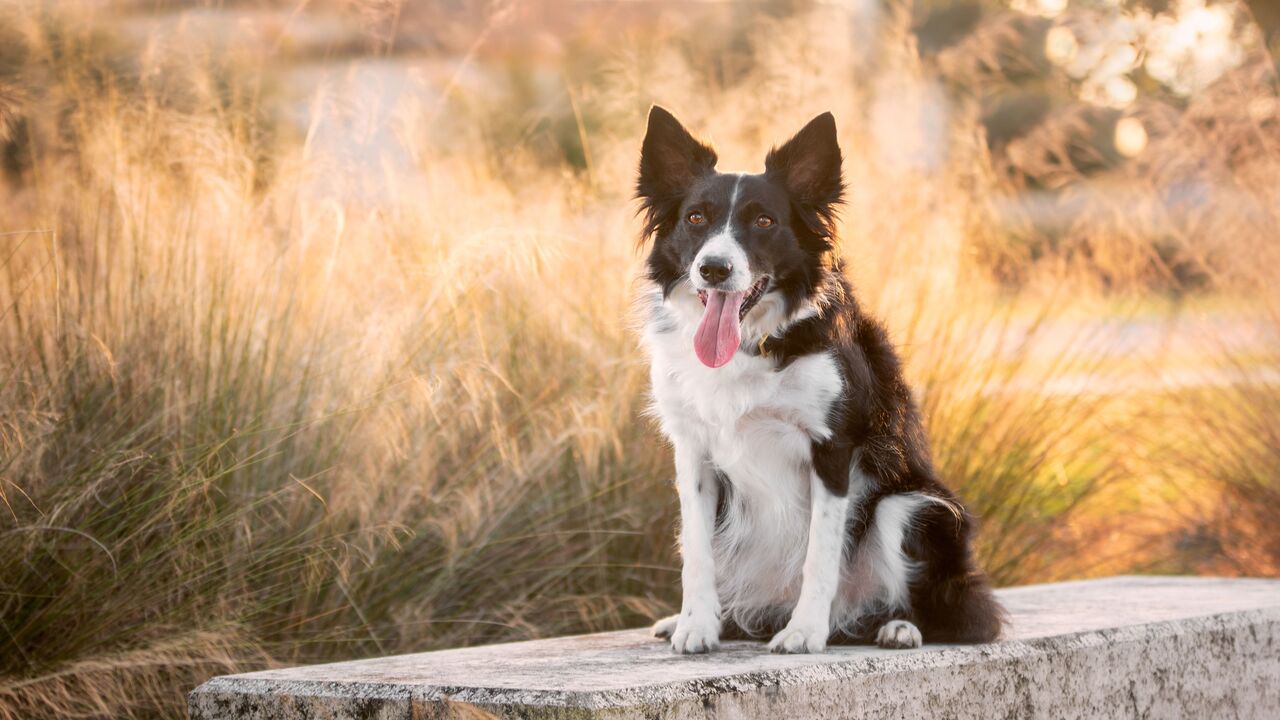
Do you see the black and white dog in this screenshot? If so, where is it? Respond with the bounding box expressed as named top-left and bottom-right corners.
top-left (637, 107), bottom-right (1003, 654)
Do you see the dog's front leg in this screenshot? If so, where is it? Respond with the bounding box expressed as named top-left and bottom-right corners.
top-left (666, 438), bottom-right (721, 654)
top-left (769, 472), bottom-right (850, 654)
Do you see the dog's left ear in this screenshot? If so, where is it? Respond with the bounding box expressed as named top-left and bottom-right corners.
top-left (765, 113), bottom-right (844, 228)
top-left (637, 106), bottom-right (718, 199)
top-left (636, 106), bottom-right (717, 242)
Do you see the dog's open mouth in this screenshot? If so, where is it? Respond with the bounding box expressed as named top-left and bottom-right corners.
top-left (697, 276), bottom-right (769, 321)
top-left (693, 277), bottom-right (770, 369)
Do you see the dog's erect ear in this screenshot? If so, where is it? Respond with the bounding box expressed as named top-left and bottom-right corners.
top-left (638, 106), bottom-right (717, 196)
top-left (765, 113), bottom-right (844, 235)
top-left (636, 107), bottom-right (717, 241)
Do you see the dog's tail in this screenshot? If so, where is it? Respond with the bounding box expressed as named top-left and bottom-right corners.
top-left (910, 498), bottom-right (1006, 643)
top-left (918, 569), bottom-right (1005, 642)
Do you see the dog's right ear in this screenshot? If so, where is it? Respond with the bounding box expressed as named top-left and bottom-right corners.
top-left (636, 106), bottom-right (717, 242)
top-left (765, 112), bottom-right (843, 241)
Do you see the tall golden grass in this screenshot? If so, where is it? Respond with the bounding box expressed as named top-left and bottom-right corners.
top-left (0, 2), bottom-right (1276, 718)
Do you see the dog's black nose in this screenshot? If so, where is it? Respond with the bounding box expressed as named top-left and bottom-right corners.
top-left (698, 258), bottom-right (732, 285)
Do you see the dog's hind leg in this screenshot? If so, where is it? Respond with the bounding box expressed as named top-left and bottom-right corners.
top-left (875, 619), bottom-right (923, 649)
top-left (651, 614), bottom-right (679, 639)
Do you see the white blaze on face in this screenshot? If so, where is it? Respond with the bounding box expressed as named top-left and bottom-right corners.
top-left (691, 175), bottom-right (750, 292)
top-left (691, 175), bottom-right (751, 369)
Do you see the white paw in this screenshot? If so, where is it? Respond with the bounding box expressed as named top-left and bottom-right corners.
top-left (876, 619), bottom-right (923, 649)
top-left (670, 612), bottom-right (720, 654)
top-left (768, 621), bottom-right (829, 654)
top-left (652, 614), bottom-right (679, 640)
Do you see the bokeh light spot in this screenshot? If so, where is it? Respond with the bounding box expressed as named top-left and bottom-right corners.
top-left (1114, 117), bottom-right (1148, 158)
top-left (1045, 26), bottom-right (1079, 66)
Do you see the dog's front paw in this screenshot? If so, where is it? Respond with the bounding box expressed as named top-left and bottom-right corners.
top-left (875, 619), bottom-right (923, 649)
top-left (768, 620), bottom-right (829, 654)
top-left (670, 613), bottom-right (720, 654)
top-left (652, 614), bottom-right (679, 640)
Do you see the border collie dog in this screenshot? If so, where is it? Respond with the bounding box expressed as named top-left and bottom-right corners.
top-left (638, 107), bottom-right (1004, 654)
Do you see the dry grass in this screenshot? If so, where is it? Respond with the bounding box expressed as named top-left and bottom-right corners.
top-left (0, 2), bottom-right (1276, 718)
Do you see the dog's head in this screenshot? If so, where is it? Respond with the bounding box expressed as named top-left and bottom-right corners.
top-left (636, 107), bottom-right (844, 368)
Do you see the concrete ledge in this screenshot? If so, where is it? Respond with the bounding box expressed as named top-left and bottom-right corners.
top-left (189, 576), bottom-right (1280, 719)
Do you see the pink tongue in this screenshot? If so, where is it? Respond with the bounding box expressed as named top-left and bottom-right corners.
top-left (693, 290), bottom-right (744, 368)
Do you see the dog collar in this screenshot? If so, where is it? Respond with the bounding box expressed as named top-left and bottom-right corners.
top-left (743, 333), bottom-right (775, 358)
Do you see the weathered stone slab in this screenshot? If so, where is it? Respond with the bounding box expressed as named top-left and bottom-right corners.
top-left (189, 576), bottom-right (1280, 719)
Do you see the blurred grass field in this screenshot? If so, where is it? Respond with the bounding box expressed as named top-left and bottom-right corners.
top-left (0, 1), bottom-right (1277, 718)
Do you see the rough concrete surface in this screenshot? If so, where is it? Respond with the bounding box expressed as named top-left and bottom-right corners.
top-left (189, 576), bottom-right (1280, 719)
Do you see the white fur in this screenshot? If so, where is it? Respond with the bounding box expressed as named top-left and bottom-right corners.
top-left (666, 436), bottom-right (721, 654)
top-left (828, 490), bottom-right (939, 635)
top-left (876, 619), bottom-right (923, 649)
top-left (645, 283), bottom-right (842, 644)
top-left (768, 474), bottom-right (850, 654)
top-left (691, 175), bottom-right (750, 293)
top-left (867, 493), bottom-right (930, 612)
top-left (644, 281), bottom-right (938, 653)
top-left (651, 614), bottom-right (679, 639)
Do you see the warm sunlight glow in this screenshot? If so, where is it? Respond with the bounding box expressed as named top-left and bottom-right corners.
top-left (1248, 96), bottom-right (1279, 122)
top-left (1145, 0), bottom-right (1246, 95)
top-left (2, 2), bottom-right (1276, 716)
top-left (1015, 0), bottom-right (1069, 19)
top-left (1045, 26), bottom-right (1078, 66)
top-left (1104, 76), bottom-right (1138, 108)
top-left (1113, 116), bottom-right (1148, 158)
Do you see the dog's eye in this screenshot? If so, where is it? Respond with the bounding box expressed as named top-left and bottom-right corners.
top-left (687, 211), bottom-right (705, 225)
top-left (755, 215), bottom-right (774, 229)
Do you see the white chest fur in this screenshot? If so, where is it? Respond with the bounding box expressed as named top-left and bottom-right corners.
top-left (647, 332), bottom-right (841, 472)
top-left (643, 290), bottom-right (844, 626)
top-left (642, 288), bottom-right (841, 447)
